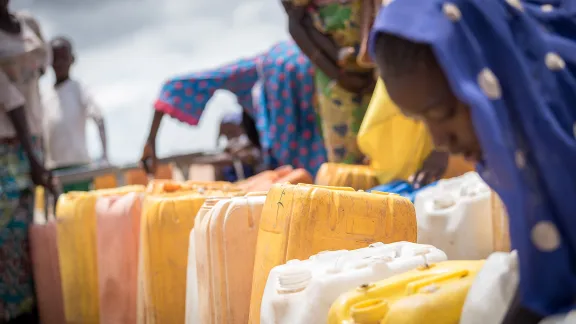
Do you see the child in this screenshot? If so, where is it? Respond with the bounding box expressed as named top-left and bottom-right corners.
top-left (42, 36), bottom-right (108, 192)
top-left (217, 112), bottom-right (260, 182)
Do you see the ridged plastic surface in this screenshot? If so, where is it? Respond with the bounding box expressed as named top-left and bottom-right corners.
top-left (55, 186), bottom-right (145, 324)
top-left (328, 260), bottom-right (485, 324)
top-left (249, 183), bottom-right (417, 323)
top-left (260, 242), bottom-right (447, 324)
top-left (137, 190), bottom-right (241, 324)
top-left (30, 187), bottom-right (65, 324)
top-left (187, 194), bottom-right (267, 324)
top-left (96, 192), bottom-right (144, 324)
top-left (461, 252), bottom-right (518, 324)
top-left (315, 163), bottom-right (379, 190)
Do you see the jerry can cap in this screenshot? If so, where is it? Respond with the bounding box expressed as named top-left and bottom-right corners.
top-left (351, 298), bottom-right (389, 324)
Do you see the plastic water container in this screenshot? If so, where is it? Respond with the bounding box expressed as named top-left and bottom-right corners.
top-left (56, 186), bottom-right (145, 324)
top-left (260, 242), bottom-right (447, 324)
top-left (328, 260), bottom-right (486, 324)
top-left (187, 193), bottom-right (267, 324)
top-left (138, 189), bottom-right (241, 324)
top-left (249, 184), bottom-right (417, 323)
top-left (30, 187), bottom-right (65, 324)
top-left (414, 172), bottom-right (495, 260)
top-left (460, 251), bottom-right (519, 324)
top-left (96, 192), bottom-right (144, 324)
top-left (315, 163), bottom-right (379, 190)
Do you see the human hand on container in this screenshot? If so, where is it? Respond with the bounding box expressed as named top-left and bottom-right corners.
top-left (29, 157), bottom-right (58, 198)
top-left (410, 150), bottom-right (449, 189)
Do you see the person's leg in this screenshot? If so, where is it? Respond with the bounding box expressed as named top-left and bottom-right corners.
top-left (0, 144), bottom-right (38, 323)
top-left (315, 70), bottom-right (368, 164)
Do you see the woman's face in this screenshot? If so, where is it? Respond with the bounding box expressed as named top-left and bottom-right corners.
top-left (381, 65), bottom-right (483, 162)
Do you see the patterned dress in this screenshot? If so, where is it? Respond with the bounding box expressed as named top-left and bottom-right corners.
top-left (154, 40), bottom-right (327, 176)
top-left (292, 0), bottom-right (374, 164)
top-left (0, 12), bottom-right (49, 322)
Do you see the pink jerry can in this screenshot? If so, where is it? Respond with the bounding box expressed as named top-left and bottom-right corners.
top-left (96, 192), bottom-right (144, 324)
top-left (29, 186), bottom-right (66, 324)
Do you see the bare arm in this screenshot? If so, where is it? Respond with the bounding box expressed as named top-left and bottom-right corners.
top-left (94, 118), bottom-right (108, 160)
top-left (282, 1), bottom-right (340, 79)
top-left (82, 85), bottom-right (108, 160)
top-left (147, 110), bottom-right (164, 146)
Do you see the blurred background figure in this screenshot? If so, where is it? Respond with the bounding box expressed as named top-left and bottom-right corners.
top-left (0, 0), bottom-right (52, 322)
top-left (141, 40), bottom-right (326, 177)
top-left (42, 36), bottom-right (108, 192)
top-left (217, 111), bottom-right (260, 182)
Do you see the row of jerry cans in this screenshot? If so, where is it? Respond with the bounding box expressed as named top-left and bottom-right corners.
top-left (185, 183), bottom-right (418, 324)
top-left (30, 180), bottom-right (243, 324)
top-left (32, 173), bottom-right (512, 324)
top-left (259, 244), bottom-right (520, 323)
top-left (186, 174), bottom-right (513, 324)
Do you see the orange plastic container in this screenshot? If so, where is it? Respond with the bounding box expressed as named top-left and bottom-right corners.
top-left (275, 168), bottom-right (313, 186)
top-left (315, 163), bottom-right (379, 190)
top-left (491, 191), bottom-right (511, 252)
top-left (93, 173), bottom-right (118, 189)
top-left (124, 163), bottom-right (173, 186)
top-left (96, 192), bottom-right (144, 324)
top-left (29, 187), bottom-right (65, 324)
top-left (55, 186), bottom-right (145, 324)
top-left (236, 166), bottom-right (314, 192)
top-left (248, 184), bottom-right (417, 323)
top-left (146, 179), bottom-right (238, 195)
top-left (236, 166), bottom-right (294, 192)
top-left (138, 190), bottom-right (242, 324)
top-left (190, 192), bottom-right (267, 324)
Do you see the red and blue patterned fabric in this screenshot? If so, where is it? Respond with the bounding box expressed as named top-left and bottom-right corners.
top-left (154, 40), bottom-right (326, 175)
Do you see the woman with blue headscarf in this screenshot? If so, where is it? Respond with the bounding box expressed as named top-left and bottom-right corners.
top-left (370, 0), bottom-right (576, 320)
top-left (140, 40), bottom-right (327, 177)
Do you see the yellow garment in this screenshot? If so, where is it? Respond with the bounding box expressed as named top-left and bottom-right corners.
top-left (357, 79), bottom-right (433, 183)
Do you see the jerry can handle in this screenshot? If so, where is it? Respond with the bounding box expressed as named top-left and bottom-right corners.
top-left (405, 269), bottom-right (469, 295)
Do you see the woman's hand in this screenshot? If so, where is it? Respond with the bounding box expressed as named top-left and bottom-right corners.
top-left (140, 141), bottom-right (158, 175)
top-left (29, 157), bottom-right (58, 197)
top-left (337, 71), bottom-right (376, 94)
top-left (410, 150), bottom-right (450, 189)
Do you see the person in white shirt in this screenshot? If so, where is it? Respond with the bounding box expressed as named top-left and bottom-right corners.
top-left (42, 36), bottom-right (108, 192)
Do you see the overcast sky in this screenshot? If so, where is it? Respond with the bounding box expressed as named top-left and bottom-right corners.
top-left (11, 0), bottom-right (288, 164)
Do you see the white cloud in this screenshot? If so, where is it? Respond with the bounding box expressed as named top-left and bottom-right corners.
top-left (15, 0), bottom-right (288, 164)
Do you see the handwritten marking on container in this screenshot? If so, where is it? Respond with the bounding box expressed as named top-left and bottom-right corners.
top-left (275, 189), bottom-right (286, 228)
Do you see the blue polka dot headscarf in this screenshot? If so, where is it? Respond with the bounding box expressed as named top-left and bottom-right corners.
top-left (371, 0), bottom-right (576, 316)
top-left (154, 40), bottom-right (327, 175)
